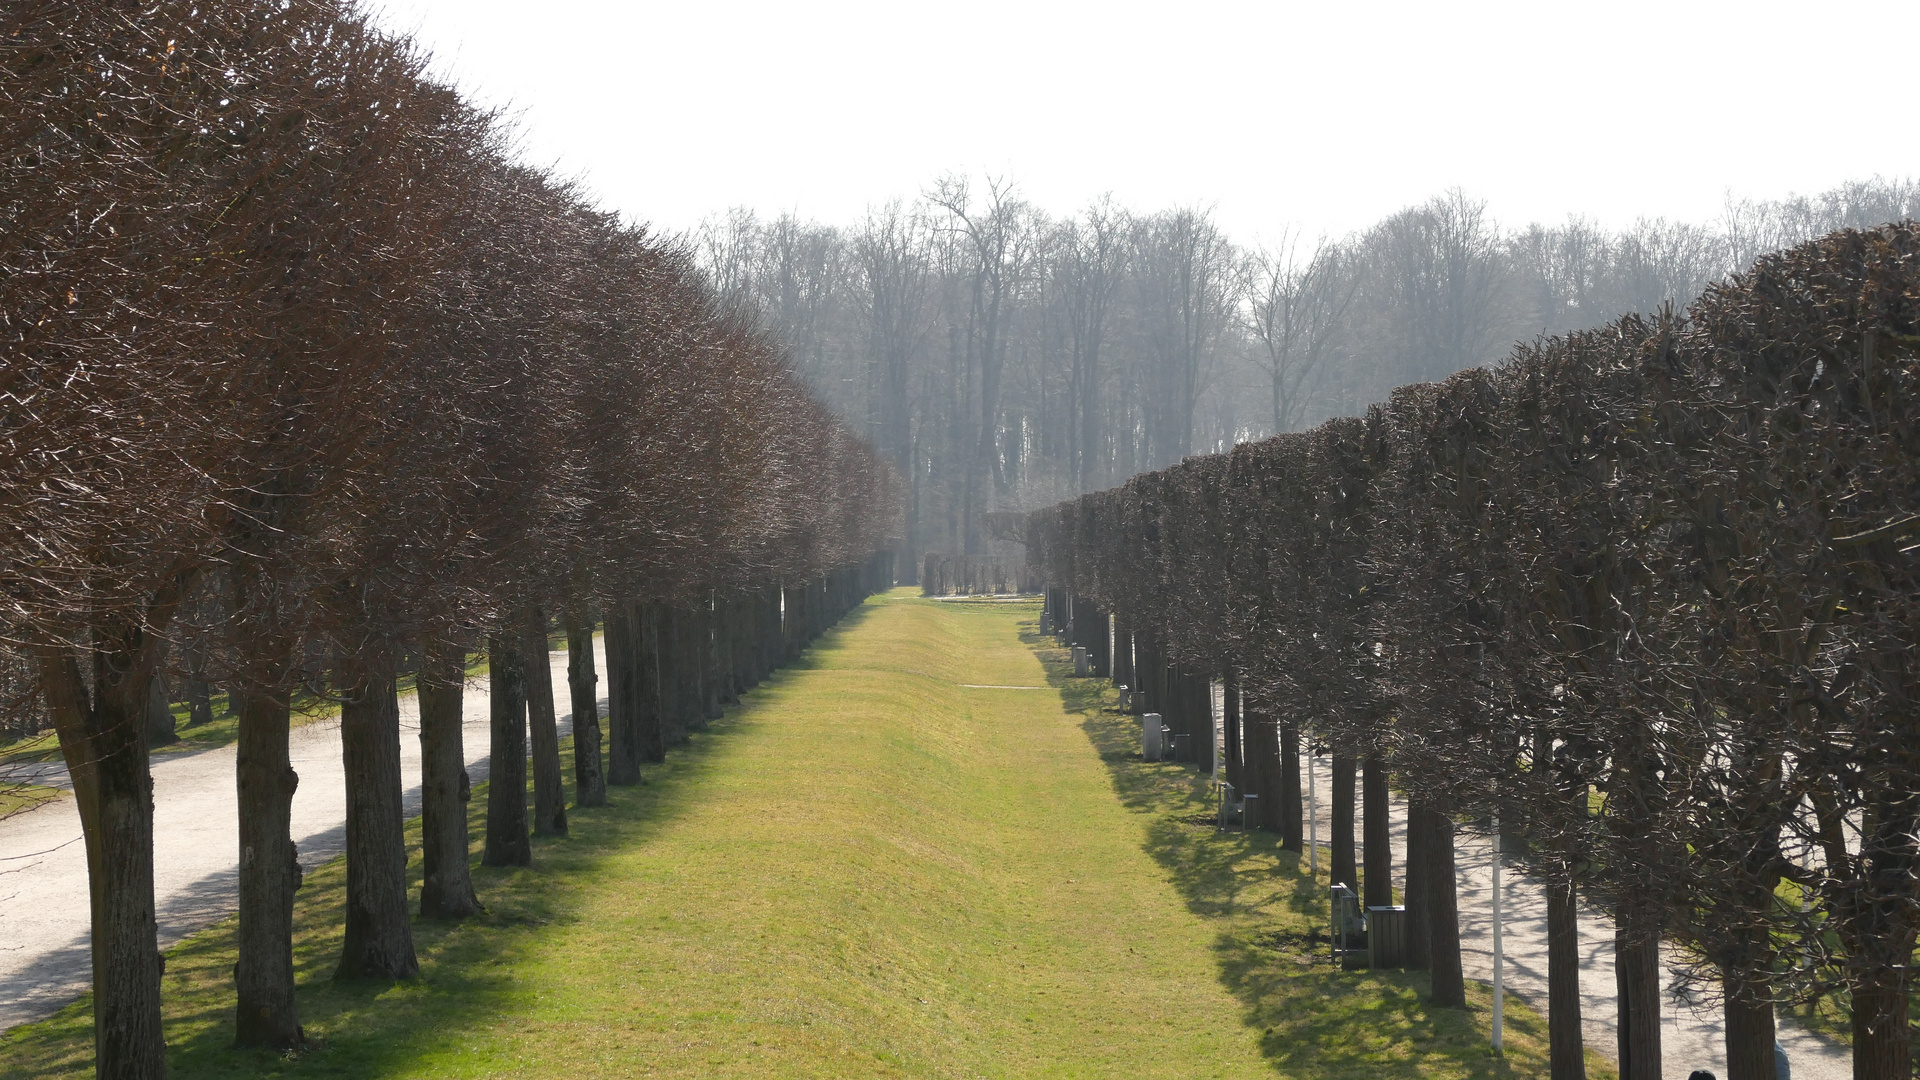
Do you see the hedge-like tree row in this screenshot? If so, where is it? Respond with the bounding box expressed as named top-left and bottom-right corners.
top-left (1027, 225), bottom-right (1918, 1080)
top-left (1, 2), bottom-right (899, 1076)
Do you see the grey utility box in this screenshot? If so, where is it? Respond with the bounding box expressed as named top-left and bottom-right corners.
top-left (1367, 906), bottom-right (1408, 969)
top-left (1072, 646), bottom-right (1091, 676)
top-left (1142, 712), bottom-right (1164, 761)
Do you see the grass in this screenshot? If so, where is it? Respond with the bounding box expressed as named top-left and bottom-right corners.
top-left (1, 591), bottom-right (1609, 1078)
top-left (0, 782), bottom-right (62, 819)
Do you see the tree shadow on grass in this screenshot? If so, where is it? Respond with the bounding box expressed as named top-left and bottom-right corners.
top-left (1015, 617), bottom-right (1589, 1080)
top-left (0, 601), bottom-right (879, 1080)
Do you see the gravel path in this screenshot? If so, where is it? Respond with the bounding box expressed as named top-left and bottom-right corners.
top-left (0, 642), bottom-right (602, 1032)
top-left (1291, 750), bottom-right (1852, 1080)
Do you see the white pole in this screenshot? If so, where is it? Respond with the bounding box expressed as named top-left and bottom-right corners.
top-left (1491, 813), bottom-right (1504, 1052)
top-left (1307, 744), bottom-right (1319, 878)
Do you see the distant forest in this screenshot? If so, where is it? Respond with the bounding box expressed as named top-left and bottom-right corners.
top-left (692, 176), bottom-right (1919, 569)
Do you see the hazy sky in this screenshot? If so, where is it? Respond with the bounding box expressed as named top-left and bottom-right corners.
top-left (370, 0), bottom-right (1919, 244)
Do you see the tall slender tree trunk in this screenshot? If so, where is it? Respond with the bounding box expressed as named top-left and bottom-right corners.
top-left (1280, 722), bottom-right (1303, 852)
top-left (336, 660), bottom-right (418, 979)
top-left (565, 608), bottom-right (605, 807)
top-left (1331, 754), bottom-right (1356, 890)
top-left (36, 626), bottom-right (170, 1079)
top-left (522, 610), bottom-right (567, 837)
top-left (1721, 961), bottom-right (1777, 1080)
top-left (1840, 790), bottom-right (1919, 1080)
top-left (1546, 873), bottom-right (1587, 1080)
top-left (1424, 805), bottom-right (1466, 1006)
top-left (1363, 757), bottom-right (1393, 908)
top-left (637, 602), bottom-right (666, 764)
top-left (1614, 918), bottom-right (1662, 1080)
top-left (1406, 794), bottom-right (1431, 969)
top-left (604, 604), bottom-right (641, 786)
top-left (145, 671), bottom-right (176, 748)
top-left (417, 643), bottom-right (480, 920)
top-left (482, 631), bottom-right (530, 867)
top-left (232, 678), bottom-right (304, 1046)
top-left (1221, 674), bottom-right (1243, 794)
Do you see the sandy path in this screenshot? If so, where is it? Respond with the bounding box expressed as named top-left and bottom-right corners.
top-left (1288, 750), bottom-right (1851, 1080)
top-left (0, 641), bottom-right (604, 1032)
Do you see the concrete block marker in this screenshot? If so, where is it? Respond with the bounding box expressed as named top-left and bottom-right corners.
top-left (1072, 646), bottom-right (1090, 676)
top-left (1141, 712), bottom-right (1164, 761)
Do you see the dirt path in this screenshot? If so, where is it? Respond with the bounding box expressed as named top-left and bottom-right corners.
top-left (0, 642), bottom-right (603, 1032)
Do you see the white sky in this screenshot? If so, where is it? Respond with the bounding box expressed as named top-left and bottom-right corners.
top-left (369, 0), bottom-right (1920, 245)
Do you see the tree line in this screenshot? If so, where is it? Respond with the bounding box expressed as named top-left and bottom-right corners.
top-left (1, 2), bottom-right (899, 1076)
top-left (1025, 224), bottom-right (1919, 1080)
top-left (694, 177), bottom-right (1918, 571)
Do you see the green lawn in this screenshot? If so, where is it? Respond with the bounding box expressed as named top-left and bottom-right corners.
top-left (0, 591), bottom-right (1607, 1078)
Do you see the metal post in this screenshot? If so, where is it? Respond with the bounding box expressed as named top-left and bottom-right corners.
top-left (1491, 813), bottom-right (1504, 1052)
top-left (1307, 743), bottom-right (1319, 878)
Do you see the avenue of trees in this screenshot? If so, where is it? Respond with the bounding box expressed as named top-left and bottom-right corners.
top-left (1028, 224), bottom-right (1920, 1080)
top-left (695, 178), bottom-right (1919, 570)
top-left (1, 2), bottom-right (898, 1076)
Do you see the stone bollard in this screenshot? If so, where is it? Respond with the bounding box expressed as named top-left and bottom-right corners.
top-left (1142, 712), bottom-right (1164, 761)
top-left (1117, 686), bottom-right (1132, 711)
top-left (1072, 646), bottom-right (1090, 676)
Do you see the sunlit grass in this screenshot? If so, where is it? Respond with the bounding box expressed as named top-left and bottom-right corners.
top-left (2, 592), bottom-right (1606, 1078)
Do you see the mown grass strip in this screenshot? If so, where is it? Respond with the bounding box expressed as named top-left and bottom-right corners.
top-left (1, 591), bottom-right (1612, 1078)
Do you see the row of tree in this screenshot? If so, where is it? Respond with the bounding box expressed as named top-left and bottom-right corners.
top-left (1026, 224), bottom-right (1918, 1080)
top-left (693, 176), bottom-right (1919, 568)
top-left (1, 2), bottom-right (899, 1076)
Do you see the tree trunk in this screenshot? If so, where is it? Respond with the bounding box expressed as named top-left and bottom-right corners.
top-left (185, 677), bottom-right (212, 728)
top-left (1363, 756), bottom-right (1393, 909)
top-left (36, 631), bottom-right (169, 1079)
top-left (1243, 711), bottom-right (1276, 831)
top-left (1850, 982), bottom-right (1911, 1080)
top-left (1112, 618), bottom-right (1134, 690)
top-left (1406, 793), bottom-right (1431, 969)
top-left (1423, 805), bottom-right (1465, 1006)
top-left (637, 602), bottom-right (666, 764)
top-left (1191, 673), bottom-right (1215, 774)
top-left (1614, 920), bottom-right (1662, 1080)
top-left (603, 604), bottom-right (641, 786)
top-left (1221, 673), bottom-right (1243, 794)
top-left (1546, 874), bottom-right (1587, 1080)
top-left (336, 660), bottom-right (418, 979)
top-left (565, 608), bottom-right (606, 808)
top-left (1722, 964), bottom-right (1777, 1080)
top-left (1331, 754), bottom-right (1357, 890)
top-left (1279, 722), bottom-right (1303, 852)
top-left (145, 671), bottom-right (176, 748)
top-left (522, 610), bottom-right (567, 837)
top-left (482, 631), bottom-right (530, 867)
top-left (417, 643), bottom-right (480, 920)
top-left (233, 679), bottom-right (305, 1047)
top-left (1841, 789), bottom-right (1918, 1080)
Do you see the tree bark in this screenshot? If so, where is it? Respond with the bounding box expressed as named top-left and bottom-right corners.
top-left (482, 631), bottom-right (530, 867)
top-left (1330, 754), bottom-right (1357, 890)
top-left (565, 608), bottom-right (605, 807)
top-left (637, 602), bottom-right (666, 764)
top-left (1279, 722), bottom-right (1303, 852)
top-left (417, 643), bottom-right (479, 920)
top-left (232, 679), bottom-right (304, 1047)
top-left (1406, 793), bottom-right (1431, 969)
top-left (603, 603), bottom-right (641, 786)
top-left (336, 659), bottom-right (418, 979)
top-left (1546, 873), bottom-right (1587, 1080)
top-left (1722, 962), bottom-right (1777, 1080)
top-left (36, 628), bottom-right (169, 1079)
top-left (1423, 805), bottom-right (1466, 1006)
top-left (522, 610), bottom-right (567, 837)
top-left (1614, 920), bottom-right (1662, 1080)
top-left (1363, 756), bottom-right (1393, 908)
top-left (145, 671), bottom-right (176, 748)
top-left (1221, 673), bottom-right (1243, 794)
